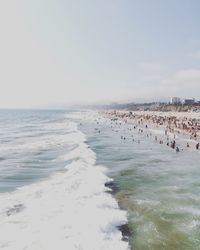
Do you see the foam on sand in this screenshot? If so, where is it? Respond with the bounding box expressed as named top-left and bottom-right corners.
top-left (0, 122), bottom-right (129, 250)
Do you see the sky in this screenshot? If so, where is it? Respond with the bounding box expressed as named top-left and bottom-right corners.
top-left (0, 0), bottom-right (200, 108)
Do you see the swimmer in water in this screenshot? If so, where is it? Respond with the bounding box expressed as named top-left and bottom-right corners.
top-left (171, 140), bottom-right (176, 149)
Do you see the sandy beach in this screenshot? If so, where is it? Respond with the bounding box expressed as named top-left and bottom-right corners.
top-left (101, 110), bottom-right (200, 152)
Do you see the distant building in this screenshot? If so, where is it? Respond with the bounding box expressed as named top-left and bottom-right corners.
top-left (170, 97), bottom-right (181, 104)
top-left (183, 98), bottom-right (195, 105)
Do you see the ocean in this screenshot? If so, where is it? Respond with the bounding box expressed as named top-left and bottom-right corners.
top-left (0, 109), bottom-right (200, 250)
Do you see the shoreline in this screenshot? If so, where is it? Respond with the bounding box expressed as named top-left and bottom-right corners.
top-left (100, 110), bottom-right (200, 152)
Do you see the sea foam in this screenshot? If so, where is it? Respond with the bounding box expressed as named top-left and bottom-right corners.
top-left (0, 120), bottom-right (129, 250)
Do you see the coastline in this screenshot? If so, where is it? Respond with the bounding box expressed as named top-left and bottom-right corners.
top-left (92, 109), bottom-right (200, 249)
top-left (101, 110), bottom-right (200, 152)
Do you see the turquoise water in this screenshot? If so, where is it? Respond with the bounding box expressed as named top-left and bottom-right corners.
top-left (80, 113), bottom-right (200, 250)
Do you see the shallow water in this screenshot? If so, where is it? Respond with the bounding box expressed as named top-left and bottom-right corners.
top-left (1, 109), bottom-right (200, 249)
top-left (79, 111), bottom-right (200, 250)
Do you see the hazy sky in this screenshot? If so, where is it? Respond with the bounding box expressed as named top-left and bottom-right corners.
top-left (1, 0), bottom-right (200, 108)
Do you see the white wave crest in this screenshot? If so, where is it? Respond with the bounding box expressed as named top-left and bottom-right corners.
top-left (0, 122), bottom-right (129, 250)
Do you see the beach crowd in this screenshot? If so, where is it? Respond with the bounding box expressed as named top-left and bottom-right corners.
top-left (101, 110), bottom-right (200, 152)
